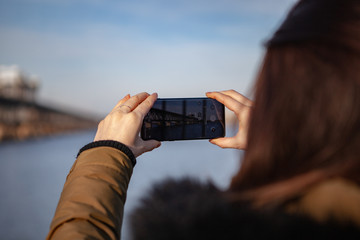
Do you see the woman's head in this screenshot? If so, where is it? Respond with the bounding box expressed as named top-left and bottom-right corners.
top-left (230, 0), bottom-right (360, 205)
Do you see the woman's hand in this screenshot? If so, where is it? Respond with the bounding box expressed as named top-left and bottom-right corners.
top-left (94, 92), bottom-right (161, 157)
top-left (206, 90), bottom-right (253, 150)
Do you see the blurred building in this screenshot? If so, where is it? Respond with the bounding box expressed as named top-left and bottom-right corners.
top-left (0, 65), bottom-right (39, 102)
top-left (0, 65), bottom-right (97, 141)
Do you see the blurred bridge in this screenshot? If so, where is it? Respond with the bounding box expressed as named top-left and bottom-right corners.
top-left (0, 96), bottom-right (98, 141)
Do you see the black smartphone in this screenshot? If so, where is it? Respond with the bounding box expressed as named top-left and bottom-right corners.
top-left (141, 97), bottom-right (225, 141)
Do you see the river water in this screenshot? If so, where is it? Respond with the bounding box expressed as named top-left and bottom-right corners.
top-left (0, 130), bottom-right (242, 240)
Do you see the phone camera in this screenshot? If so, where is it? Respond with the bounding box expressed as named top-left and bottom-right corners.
top-left (211, 127), bottom-right (216, 133)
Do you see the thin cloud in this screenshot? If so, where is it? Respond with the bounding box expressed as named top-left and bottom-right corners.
top-left (0, 0), bottom-right (296, 114)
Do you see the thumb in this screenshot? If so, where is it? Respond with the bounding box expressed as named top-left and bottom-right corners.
top-left (142, 140), bottom-right (162, 153)
top-left (209, 137), bottom-right (240, 149)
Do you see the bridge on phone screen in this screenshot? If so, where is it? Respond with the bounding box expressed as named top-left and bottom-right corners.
top-left (144, 108), bottom-right (202, 124)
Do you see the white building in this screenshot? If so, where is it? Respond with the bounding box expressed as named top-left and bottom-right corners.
top-left (0, 65), bottom-right (39, 102)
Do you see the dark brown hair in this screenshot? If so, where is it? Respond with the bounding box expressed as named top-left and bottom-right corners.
top-left (229, 0), bottom-right (360, 207)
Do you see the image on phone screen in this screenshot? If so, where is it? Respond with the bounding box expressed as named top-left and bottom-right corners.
top-left (141, 98), bottom-right (225, 141)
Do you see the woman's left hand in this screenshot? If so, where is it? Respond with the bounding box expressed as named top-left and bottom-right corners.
top-left (206, 90), bottom-right (253, 150)
top-left (94, 92), bottom-right (161, 157)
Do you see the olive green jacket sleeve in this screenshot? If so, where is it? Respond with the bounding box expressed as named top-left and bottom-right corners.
top-left (46, 146), bottom-right (134, 240)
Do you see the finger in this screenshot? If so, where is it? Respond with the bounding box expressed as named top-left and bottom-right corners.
top-left (134, 93), bottom-right (158, 117)
top-left (206, 91), bottom-right (244, 114)
top-left (220, 90), bottom-right (253, 107)
top-left (111, 94), bottom-right (131, 112)
top-left (207, 90), bottom-right (253, 107)
top-left (123, 92), bottom-right (150, 111)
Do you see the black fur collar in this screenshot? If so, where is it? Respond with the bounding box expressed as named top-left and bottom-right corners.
top-left (130, 178), bottom-right (360, 240)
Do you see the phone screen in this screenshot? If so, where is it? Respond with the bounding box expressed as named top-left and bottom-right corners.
top-left (141, 98), bottom-right (225, 141)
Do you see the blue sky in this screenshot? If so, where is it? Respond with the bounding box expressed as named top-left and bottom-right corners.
top-left (0, 0), bottom-right (297, 115)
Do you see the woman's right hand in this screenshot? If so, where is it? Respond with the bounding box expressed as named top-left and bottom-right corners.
top-left (206, 90), bottom-right (253, 150)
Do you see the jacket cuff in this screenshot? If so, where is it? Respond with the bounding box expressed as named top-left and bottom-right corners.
top-left (77, 140), bottom-right (136, 167)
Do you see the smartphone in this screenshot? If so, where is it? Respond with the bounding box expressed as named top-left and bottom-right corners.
top-left (141, 97), bottom-right (225, 141)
